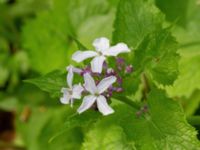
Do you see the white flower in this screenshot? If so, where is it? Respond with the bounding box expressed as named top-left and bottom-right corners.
top-left (60, 65), bottom-right (84, 107)
top-left (72, 37), bottom-right (130, 73)
top-left (77, 73), bottom-right (116, 115)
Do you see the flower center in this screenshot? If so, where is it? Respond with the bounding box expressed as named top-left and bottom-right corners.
top-left (68, 89), bottom-right (73, 95)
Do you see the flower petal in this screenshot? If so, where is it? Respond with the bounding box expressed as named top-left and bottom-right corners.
top-left (77, 95), bottom-right (96, 114)
top-left (104, 43), bottom-right (130, 56)
top-left (97, 76), bottom-right (117, 94)
top-left (67, 65), bottom-right (74, 88)
top-left (66, 65), bottom-right (82, 74)
top-left (60, 88), bottom-right (71, 104)
top-left (72, 84), bottom-right (84, 99)
top-left (72, 51), bottom-right (98, 63)
top-left (93, 37), bottom-right (110, 53)
top-left (97, 95), bottom-right (114, 115)
top-left (84, 73), bottom-right (97, 94)
top-left (91, 56), bottom-right (105, 73)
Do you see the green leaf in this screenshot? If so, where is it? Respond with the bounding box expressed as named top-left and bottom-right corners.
top-left (25, 70), bottom-right (66, 98)
top-left (113, 0), bottom-right (164, 47)
top-left (82, 88), bottom-right (200, 149)
top-left (71, 37), bottom-right (88, 50)
top-left (133, 29), bottom-right (179, 85)
top-left (155, 0), bottom-right (189, 27)
top-left (113, 0), bottom-right (178, 92)
top-left (17, 107), bottom-right (83, 150)
top-left (167, 55), bottom-right (200, 98)
top-left (83, 125), bottom-right (137, 150)
top-left (182, 90), bottom-right (200, 116)
top-left (22, 0), bottom-right (72, 74)
top-left (22, 0), bottom-right (116, 74)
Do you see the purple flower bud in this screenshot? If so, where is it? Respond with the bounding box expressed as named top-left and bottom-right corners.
top-left (117, 76), bottom-right (123, 85)
top-left (136, 111), bottom-right (142, 117)
top-left (116, 87), bottom-right (123, 92)
top-left (125, 65), bottom-right (133, 73)
top-left (117, 66), bottom-right (123, 71)
top-left (141, 105), bottom-right (148, 113)
top-left (107, 90), bottom-right (113, 97)
top-left (116, 57), bottom-right (125, 65)
top-left (116, 57), bottom-right (125, 71)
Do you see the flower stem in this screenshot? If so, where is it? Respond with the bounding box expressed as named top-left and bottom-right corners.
top-left (187, 116), bottom-right (200, 126)
top-left (113, 95), bottom-right (141, 110)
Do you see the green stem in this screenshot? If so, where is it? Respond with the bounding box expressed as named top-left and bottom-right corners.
top-left (141, 73), bottom-right (150, 101)
top-left (179, 41), bottom-right (200, 48)
top-left (187, 116), bottom-right (200, 126)
top-left (0, 142), bottom-right (26, 150)
top-left (113, 95), bottom-right (141, 110)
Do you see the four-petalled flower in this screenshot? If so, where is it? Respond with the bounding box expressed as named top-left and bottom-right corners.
top-left (77, 73), bottom-right (116, 115)
top-left (60, 65), bottom-right (84, 107)
top-left (72, 37), bottom-right (130, 73)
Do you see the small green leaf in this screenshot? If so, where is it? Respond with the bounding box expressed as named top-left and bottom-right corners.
top-left (83, 125), bottom-right (137, 150)
top-left (167, 55), bottom-right (200, 98)
top-left (25, 70), bottom-right (66, 98)
top-left (134, 29), bottom-right (179, 85)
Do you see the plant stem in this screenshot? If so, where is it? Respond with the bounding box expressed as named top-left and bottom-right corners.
top-left (179, 41), bottom-right (200, 48)
top-left (0, 142), bottom-right (26, 150)
top-left (113, 95), bottom-right (141, 110)
top-left (141, 73), bottom-right (150, 101)
top-left (187, 116), bottom-right (200, 126)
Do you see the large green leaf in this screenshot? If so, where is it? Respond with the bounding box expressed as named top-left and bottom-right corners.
top-left (112, 0), bottom-right (178, 94)
top-left (17, 107), bottom-right (83, 150)
top-left (22, 0), bottom-right (116, 74)
top-left (82, 88), bottom-right (200, 149)
top-left (113, 0), bottom-right (164, 47)
top-left (22, 0), bottom-right (72, 74)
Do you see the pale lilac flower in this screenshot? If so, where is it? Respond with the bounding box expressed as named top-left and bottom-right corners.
top-left (60, 65), bottom-right (84, 107)
top-left (77, 73), bottom-right (116, 115)
top-left (72, 37), bottom-right (130, 73)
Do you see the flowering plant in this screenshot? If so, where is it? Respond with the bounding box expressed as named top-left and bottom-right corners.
top-left (24, 0), bottom-right (200, 149)
top-left (60, 37), bottom-right (134, 115)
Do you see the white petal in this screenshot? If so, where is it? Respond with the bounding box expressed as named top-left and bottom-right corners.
top-left (93, 37), bottom-right (110, 53)
top-left (72, 51), bottom-right (98, 63)
top-left (83, 73), bottom-right (97, 94)
top-left (97, 95), bottom-right (114, 115)
top-left (97, 76), bottom-right (117, 94)
top-left (60, 88), bottom-right (71, 104)
top-left (91, 56), bottom-right (106, 73)
top-left (67, 66), bottom-right (73, 88)
top-left (67, 65), bottom-right (82, 74)
top-left (72, 67), bottom-right (82, 74)
top-left (104, 43), bottom-right (130, 56)
top-left (72, 84), bottom-right (84, 99)
top-left (77, 95), bottom-right (96, 114)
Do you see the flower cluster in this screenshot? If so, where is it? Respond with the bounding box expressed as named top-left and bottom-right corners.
top-left (60, 37), bottom-right (132, 115)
